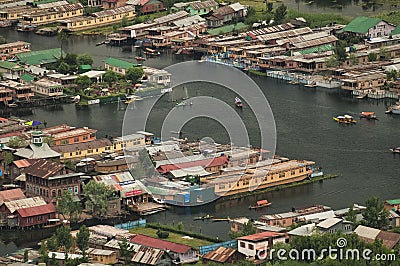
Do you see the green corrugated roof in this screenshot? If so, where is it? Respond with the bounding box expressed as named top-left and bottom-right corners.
top-left (298, 44), bottom-right (334, 55)
top-left (20, 73), bottom-right (35, 82)
top-left (207, 23), bottom-right (248, 36)
top-left (0, 60), bottom-right (24, 70)
top-left (104, 57), bottom-right (139, 69)
top-left (340, 16), bottom-right (382, 34)
top-left (79, 64), bottom-right (92, 70)
top-left (16, 48), bottom-right (62, 65)
top-left (386, 199), bottom-right (400, 205)
top-left (391, 25), bottom-right (400, 36)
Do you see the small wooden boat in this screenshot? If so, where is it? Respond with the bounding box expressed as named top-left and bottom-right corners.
top-left (360, 111), bottom-right (377, 120)
top-left (333, 115), bottom-right (357, 124)
top-left (144, 48), bottom-right (160, 56)
top-left (390, 147), bottom-right (400, 153)
top-left (135, 56), bottom-right (146, 61)
top-left (355, 94), bottom-right (367, 99)
top-left (42, 219), bottom-right (64, 228)
top-left (194, 214), bottom-right (214, 221)
top-left (249, 199), bottom-right (272, 209)
top-left (235, 97), bottom-right (243, 108)
top-left (125, 95), bottom-right (142, 104)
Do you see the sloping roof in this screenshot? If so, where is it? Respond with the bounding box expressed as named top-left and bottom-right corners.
top-left (20, 73), bottom-right (35, 83)
top-left (14, 143), bottom-right (61, 159)
top-left (13, 159), bottom-right (34, 168)
top-left (17, 203), bottom-right (56, 217)
top-left (23, 158), bottom-right (65, 179)
top-left (376, 231), bottom-right (400, 250)
top-left (52, 138), bottom-right (112, 153)
top-left (207, 23), bottom-right (247, 36)
top-left (169, 166), bottom-right (211, 178)
top-left (104, 57), bottom-right (138, 70)
top-left (16, 48), bottom-right (62, 66)
top-left (386, 199), bottom-right (400, 205)
top-left (202, 246), bottom-right (238, 263)
top-left (130, 234), bottom-right (192, 254)
top-left (131, 246), bottom-right (167, 265)
top-left (0, 61), bottom-right (24, 71)
top-left (157, 156), bottom-right (228, 173)
top-left (391, 26), bottom-right (400, 36)
top-left (0, 188), bottom-right (26, 204)
top-left (4, 196), bottom-right (47, 213)
top-left (188, 0), bottom-right (217, 11)
top-left (340, 16), bottom-right (382, 34)
top-left (237, 231), bottom-right (285, 242)
top-left (354, 225), bottom-right (381, 241)
top-left (316, 217), bottom-right (342, 229)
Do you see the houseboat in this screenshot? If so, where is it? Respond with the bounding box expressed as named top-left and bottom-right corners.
top-left (144, 48), bottom-right (160, 56)
top-left (386, 103), bottom-right (400, 115)
top-left (0, 87), bottom-right (13, 106)
top-left (17, 24), bottom-right (36, 32)
top-left (249, 199), bottom-right (271, 209)
top-left (390, 147), bottom-right (400, 154)
top-left (360, 112), bottom-right (377, 120)
top-left (333, 115), bottom-right (357, 124)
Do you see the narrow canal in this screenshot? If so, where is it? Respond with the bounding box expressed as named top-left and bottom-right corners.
top-left (0, 28), bottom-right (399, 252)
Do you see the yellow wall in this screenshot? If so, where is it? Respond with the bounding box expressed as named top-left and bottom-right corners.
top-left (63, 11), bottom-right (135, 31)
top-left (28, 9), bottom-right (84, 25)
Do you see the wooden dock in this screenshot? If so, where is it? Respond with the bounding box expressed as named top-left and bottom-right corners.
top-left (130, 202), bottom-right (167, 216)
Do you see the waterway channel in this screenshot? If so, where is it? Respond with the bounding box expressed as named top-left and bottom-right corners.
top-left (0, 28), bottom-right (400, 253)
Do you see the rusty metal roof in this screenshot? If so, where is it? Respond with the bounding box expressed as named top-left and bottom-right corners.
top-left (131, 246), bottom-right (166, 265)
top-left (202, 247), bottom-right (237, 263)
top-left (23, 158), bottom-right (65, 179)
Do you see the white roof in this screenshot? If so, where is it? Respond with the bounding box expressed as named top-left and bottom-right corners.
top-left (298, 210), bottom-right (336, 222)
top-left (288, 223), bottom-right (316, 236)
top-left (316, 217), bottom-right (342, 229)
top-left (173, 15), bottom-right (205, 27)
top-left (81, 70), bottom-right (106, 79)
top-left (170, 166), bottom-right (211, 178)
top-left (354, 225), bottom-right (380, 240)
top-left (14, 143), bottom-right (60, 159)
top-left (48, 252), bottom-right (83, 260)
top-left (155, 154), bottom-right (206, 168)
top-left (229, 2), bottom-right (245, 11)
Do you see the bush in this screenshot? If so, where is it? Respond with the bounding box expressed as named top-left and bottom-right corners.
top-left (156, 230), bottom-right (169, 239)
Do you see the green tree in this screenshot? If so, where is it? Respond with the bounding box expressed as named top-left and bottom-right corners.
top-left (349, 53), bottom-right (358, 66)
top-left (274, 4), bottom-right (287, 25)
top-left (176, 221), bottom-right (184, 230)
top-left (55, 226), bottom-right (74, 259)
top-left (346, 207), bottom-right (357, 224)
top-left (43, 135), bottom-right (55, 146)
top-left (76, 225), bottom-right (90, 259)
top-left (64, 53), bottom-right (77, 67)
top-left (121, 16), bottom-right (128, 27)
top-left (56, 190), bottom-right (82, 222)
top-left (24, 249), bottom-right (29, 262)
top-left (379, 47), bottom-right (390, 61)
top-left (325, 55), bottom-right (339, 68)
top-left (335, 44), bottom-right (347, 64)
top-left (46, 235), bottom-right (59, 251)
top-left (103, 70), bottom-right (119, 85)
top-left (7, 136), bottom-right (28, 148)
top-left (0, 35), bottom-right (6, 45)
top-left (57, 30), bottom-right (69, 60)
top-left (368, 52), bottom-right (377, 62)
top-left (126, 67), bottom-right (144, 84)
top-left (57, 62), bottom-right (70, 74)
top-left (77, 54), bottom-right (93, 66)
top-left (362, 197), bottom-right (389, 229)
top-left (387, 69), bottom-right (398, 82)
top-left (82, 180), bottom-right (114, 218)
top-left (3, 151), bottom-right (14, 167)
top-left (75, 75), bottom-right (92, 89)
top-left (267, 2), bottom-right (273, 13)
top-left (119, 238), bottom-right (133, 265)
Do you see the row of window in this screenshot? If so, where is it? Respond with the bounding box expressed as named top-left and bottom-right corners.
top-left (31, 10), bottom-right (82, 21)
top-left (239, 241), bottom-right (254, 250)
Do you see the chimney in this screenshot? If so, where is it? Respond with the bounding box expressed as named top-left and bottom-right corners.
top-left (31, 131), bottom-right (43, 147)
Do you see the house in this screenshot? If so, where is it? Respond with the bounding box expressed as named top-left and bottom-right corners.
top-left (186, 0), bottom-right (218, 16)
top-left (48, 252), bottom-right (83, 266)
top-left (230, 217), bottom-right (286, 234)
top-left (0, 6), bottom-right (34, 23)
top-left (86, 248), bottom-right (117, 264)
top-left (340, 70), bottom-right (387, 91)
top-left (130, 234), bottom-right (198, 263)
top-left (202, 246), bottom-right (245, 264)
top-left (0, 188), bottom-right (26, 206)
top-left (157, 156), bottom-right (229, 174)
top-left (0, 80), bottom-right (35, 101)
top-left (101, 0), bottom-right (127, 9)
top-left (134, 0), bottom-right (164, 14)
top-left (0, 87), bottom-right (13, 105)
top-left (14, 131), bottom-right (61, 160)
top-left (315, 217), bottom-right (353, 234)
top-left (9, 159), bottom-right (35, 184)
top-left (0, 196), bottom-right (56, 228)
top-left (288, 223), bottom-right (316, 237)
top-left (131, 246), bottom-right (175, 265)
top-left (50, 127), bottom-right (97, 146)
top-left (58, 6), bottom-right (136, 32)
top-left (0, 41), bottom-right (31, 61)
top-left (94, 157), bottom-right (137, 174)
top-left (237, 231), bottom-right (287, 259)
top-left (32, 79), bottom-right (64, 97)
top-left (23, 158), bottom-right (81, 203)
top-left (52, 138), bottom-right (113, 162)
top-left (354, 225), bottom-right (400, 250)
top-left (142, 66), bottom-right (171, 86)
top-left (0, 61), bottom-right (25, 78)
top-left (388, 210), bottom-right (400, 228)
top-left (16, 48), bottom-right (63, 66)
top-left (103, 238), bottom-right (140, 257)
top-left (339, 16), bottom-right (396, 38)
top-left (384, 198), bottom-right (400, 212)
top-left (297, 210), bottom-right (336, 224)
top-left (104, 57), bottom-right (140, 75)
top-left (205, 3), bottom-right (247, 28)
top-left (21, 3), bottom-right (84, 26)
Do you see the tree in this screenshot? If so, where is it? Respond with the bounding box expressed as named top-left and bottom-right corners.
top-left (368, 52), bottom-right (377, 62)
top-left (56, 190), bottom-right (82, 222)
top-left (119, 238), bottom-right (133, 265)
top-left (335, 44), bottom-right (347, 64)
top-left (325, 55), bottom-right (339, 68)
top-left (387, 69), bottom-right (398, 82)
top-left (267, 2), bottom-right (273, 13)
top-left (379, 47), bottom-right (390, 61)
top-left (242, 220), bottom-right (256, 235)
top-left (57, 30), bottom-right (69, 60)
top-left (55, 226), bottom-right (74, 259)
top-left (7, 136), bottom-right (28, 148)
top-left (126, 67), bottom-right (144, 84)
top-left (0, 35), bottom-right (6, 45)
top-left (24, 249), bottom-right (29, 262)
top-left (362, 196), bottom-right (389, 229)
top-left (64, 53), bottom-right (77, 67)
top-left (75, 75), bottom-right (92, 89)
top-left (274, 4), bottom-right (287, 25)
top-left (3, 151), bottom-right (14, 167)
top-left (349, 53), bottom-right (358, 66)
top-left (57, 62), bottom-right (70, 74)
top-left (77, 54), bottom-right (93, 66)
top-left (82, 180), bottom-right (115, 218)
top-left (43, 135), bottom-right (55, 146)
top-left (76, 225), bottom-right (90, 259)
top-left (121, 16), bottom-right (128, 27)
top-left (103, 70), bottom-right (119, 85)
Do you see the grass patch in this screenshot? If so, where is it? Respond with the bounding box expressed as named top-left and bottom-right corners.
top-left (287, 10), bottom-right (350, 28)
top-left (129, 227), bottom-right (214, 249)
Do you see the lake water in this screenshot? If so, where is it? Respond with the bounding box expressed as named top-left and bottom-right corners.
top-left (0, 27), bottom-right (400, 253)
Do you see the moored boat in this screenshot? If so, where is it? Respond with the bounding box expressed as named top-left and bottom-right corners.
top-left (386, 103), bottom-right (400, 114)
top-left (135, 56), bottom-right (146, 61)
top-left (390, 147), bottom-right (400, 153)
top-left (194, 214), bottom-right (214, 220)
top-left (144, 48), bottom-right (160, 56)
top-left (360, 111), bottom-right (377, 120)
top-left (249, 199), bottom-right (271, 209)
top-left (333, 114), bottom-right (357, 124)
top-left (235, 97), bottom-right (243, 108)
top-left (125, 95), bottom-right (142, 104)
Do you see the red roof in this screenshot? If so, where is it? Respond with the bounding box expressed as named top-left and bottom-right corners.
top-left (138, 0), bottom-right (150, 5)
top-left (130, 234), bottom-right (192, 254)
top-left (13, 159), bottom-right (33, 169)
top-left (157, 156), bottom-right (229, 173)
top-left (237, 231), bottom-right (285, 242)
top-left (0, 117), bottom-right (8, 123)
top-left (0, 131), bottom-right (23, 139)
top-left (17, 203), bottom-right (56, 218)
top-left (0, 188), bottom-right (26, 203)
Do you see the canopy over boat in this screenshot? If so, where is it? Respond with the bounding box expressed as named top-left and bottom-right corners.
top-left (361, 111), bottom-right (375, 116)
top-left (344, 115), bottom-right (353, 119)
top-left (257, 200), bottom-right (269, 205)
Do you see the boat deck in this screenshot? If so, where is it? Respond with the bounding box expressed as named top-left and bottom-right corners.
top-left (131, 202), bottom-right (167, 216)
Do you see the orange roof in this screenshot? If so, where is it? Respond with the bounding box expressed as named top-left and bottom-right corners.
top-left (0, 188), bottom-right (26, 203)
top-left (237, 231), bottom-right (285, 242)
top-left (13, 159), bottom-right (32, 168)
top-left (257, 200), bottom-right (269, 205)
top-left (157, 156), bottom-right (229, 173)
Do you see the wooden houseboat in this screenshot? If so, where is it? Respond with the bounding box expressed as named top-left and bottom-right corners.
top-left (0, 87), bottom-right (13, 106)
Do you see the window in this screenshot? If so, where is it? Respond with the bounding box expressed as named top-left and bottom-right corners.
top-left (74, 186), bottom-right (79, 195)
top-left (279, 172), bottom-right (285, 178)
top-left (74, 137), bottom-right (79, 142)
top-left (248, 244), bottom-right (254, 250)
top-left (240, 242), bottom-right (245, 248)
top-left (291, 170), bottom-right (295, 175)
